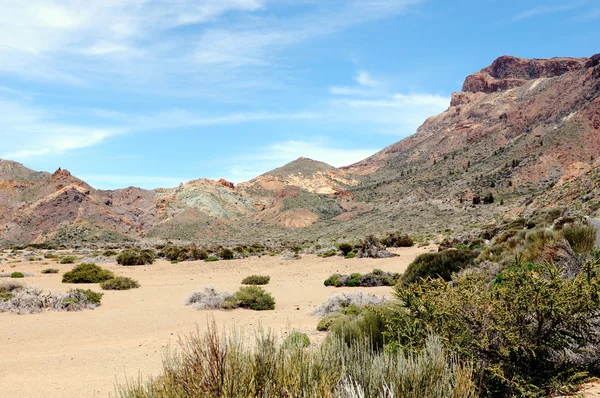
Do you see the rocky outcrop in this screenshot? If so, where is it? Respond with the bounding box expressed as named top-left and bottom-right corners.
top-left (462, 56), bottom-right (587, 94)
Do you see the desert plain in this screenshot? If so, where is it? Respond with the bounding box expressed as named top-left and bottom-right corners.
top-left (0, 246), bottom-right (432, 398)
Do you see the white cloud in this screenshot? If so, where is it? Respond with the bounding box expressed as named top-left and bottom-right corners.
top-left (513, 3), bottom-right (586, 21)
top-left (355, 70), bottom-right (379, 87)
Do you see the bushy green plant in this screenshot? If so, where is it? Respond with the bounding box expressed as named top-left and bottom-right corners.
top-left (204, 257), bottom-right (219, 262)
top-left (345, 252), bottom-right (356, 259)
top-left (100, 276), bottom-right (140, 290)
top-left (10, 272), bottom-right (24, 278)
top-left (383, 232), bottom-right (414, 247)
top-left (102, 249), bottom-right (118, 257)
top-left (230, 286), bottom-right (275, 311)
top-left (41, 268), bottom-right (59, 274)
top-left (59, 255), bottom-right (77, 264)
top-left (241, 275), bottom-right (270, 285)
top-left (316, 313), bottom-right (347, 331)
top-left (320, 249), bottom-right (337, 258)
top-left (386, 257), bottom-right (600, 396)
top-left (62, 263), bottom-right (114, 284)
top-left (562, 223), bottom-right (597, 254)
top-left (220, 248), bottom-right (235, 260)
top-left (116, 249), bottom-right (156, 266)
top-left (283, 331), bottom-right (310, 348)
top-left (400, 250), bottom-right (477, 286)
top-left (71, 288), bottom-right (103, 305)
top-left (162, 246), bottom-right (208, 261)
top-left (324, 269), bottom-right (401, 287)
top-left (338, 243), bottom-right (353, 255)
top-left (115, 324), bottom-right (476, 398)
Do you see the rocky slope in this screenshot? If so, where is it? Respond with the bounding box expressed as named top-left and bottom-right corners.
top-left (0, 53), bottom-right (598, 246)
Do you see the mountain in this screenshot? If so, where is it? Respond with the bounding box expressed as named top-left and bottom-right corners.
top-left (1, 53), bottom-right (598, 246)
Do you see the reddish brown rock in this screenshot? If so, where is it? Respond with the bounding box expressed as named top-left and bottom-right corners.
top-left (217, 178), bottom-right (235, 189)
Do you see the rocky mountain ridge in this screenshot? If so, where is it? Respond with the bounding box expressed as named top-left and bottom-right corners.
top-left (1, 53), bottom-right (599, 246)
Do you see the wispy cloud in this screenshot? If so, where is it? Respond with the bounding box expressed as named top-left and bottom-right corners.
top-left (355, 70), bottom-right (379, 87)
top-left (513, 2), bottom-right (587, 21)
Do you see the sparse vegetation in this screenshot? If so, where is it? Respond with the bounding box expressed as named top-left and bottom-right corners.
top-left (59, 255), bottom-right (77, 264)
top-left (62, 263), bottom-right (115, 284)
top-left (241, 275), bottom-right (270, 285)
top-left (116, 249), bottom-right (156, 266)
top-left (324, 269), bottom-right (401, 287)
top-left (100, 276), bottom-right (140, 290)
top-left (400, 250), bottom-right (478, 286)
top-left (562, 223), bottom-right (596, 254)
top-left (282, 331), bottom-right (310, 348)
top-left (204, 256), bottom-right (219, 262)
top-left (185, 286), bottom-right (275, 311)
top-left (0, 285), bottom-right (102, 314)
top-left (41, 268), bottom-right (59, 274)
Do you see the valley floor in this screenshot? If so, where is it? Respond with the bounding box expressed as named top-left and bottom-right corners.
top-left (0, 246), bottom-right (431, 398)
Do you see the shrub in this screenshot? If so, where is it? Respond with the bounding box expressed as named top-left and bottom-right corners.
top-left (185, 287), bottom-right (232, 310)
top-left (59, 256), bottom-right (77, 264)
top-left (562, 223), bottom-right (597, 254)
top-left (41, 268), bottom-right (59, 274)
top-left (10, 272), bottom-right (24, 278)
top-left (345, 252), bottom-right (356, 259)
top-left (312, 292), bottom-right (387, 318)
top-left (162, 246), bottom-right (208, 261)
top-left (320, 249), bottom-right (337, 258)
top-left (220, 248), bottom-right (234, 260)
top-left (204, 257), bottom-right (219, 262)
top-left (102, 250), bottom-right (118, 257)
top-left (283, 331), bottom-right (310, 348)
top-left (338, 243), bottom-right (353, 255)
top-left (115, 324), bottom-right (476, 398)
top-left (0, 286), bottom-right (102, 314)
top-left (383, 232), bottom-right (414, 247)
top-left (400, 250), bottom-right (478, 286)
top-left (100, 276), bottom-right (140, 290)
top-left (116, 249), bottom-right (156, 266)
top-left (241, 275), bottom-right (270, 285)
top-left (62, 263), bottom-right (114, 284)
top-left (231, 286), bottom-right (275, 311)
top-left (330, 308), bottom-right (387, 349)
top-left (324, 269), bottom-right (401, 288)
top-left (386, 257), bottom-right (600, 396)
top-left (316, 313), bottom-right (346, 331)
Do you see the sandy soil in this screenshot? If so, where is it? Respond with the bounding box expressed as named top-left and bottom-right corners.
top-left (0, 246), bottom-right (432, 398)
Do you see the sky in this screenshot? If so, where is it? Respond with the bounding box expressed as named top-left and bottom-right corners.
top-left (0, 0), bottom-right (598, 189)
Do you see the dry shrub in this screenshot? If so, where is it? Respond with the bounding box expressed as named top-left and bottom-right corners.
top-left (0, 286), bottom-right (102, 314)
top-left (185, 287), bottom-right (232, 310)
top-left (312, 292), bottom-right (387, 319)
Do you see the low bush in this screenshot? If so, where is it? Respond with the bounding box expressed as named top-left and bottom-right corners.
top-left (312, 292), bottom-right (387, 318)
top-left (162, 246), bottom-right (208, 262)
top-left (283, 331), bottom-right (310, 348)
top-left (100, 277), bottom-right (140, 290)
top-left (114, 324), bottom-right (476, 398)
top-left (316, 313), bottom-right (346, 331)
top-left (241, 275), bottom-right (270, 285)
top-left (220, 248), bottom-right (235, 260)
top-left (400, 250), bottom-right (478, 286)
top-left (204, 257), bottom-right (219, 262)
top-left (0, 286), bottom-right (102, 314)
top-left (116, 249), bottom-right (156, 266)
top-left (0, 281), bottom-right (23, 301)
top-left (10, 272), bottom-right (24, 278)
top-left (324, 269), bottom-right (401, 287)
top-left (319, 249), bottom-right (338, 258)
top-left (185, 287), bottom-right (232, 310)
top-left (562, 223), bottom-right (597, 254)
top-left (59, 256), bottom-right (77, 264)
top-left (102, 250), bottom-right (118, 257)
top-left (338, 243), bottom-right (353, 255)
top-left (383, 232), bottom-right (414, 247)
top-left (345, 252), bottom-right (356, 259)
top-left (62, 263), bottom-right (114, 284)
top-left (231, 286), bottom-right (275, 311)
top-left (41, 268), bottom-right (59, 274)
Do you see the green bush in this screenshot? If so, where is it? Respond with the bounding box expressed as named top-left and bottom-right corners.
top-left (562, 223), bottom-right (597, 254)
top-left (41, 268), bottom-right (59, 274)
top-left (204, 257), bottom-right (219, 262)
top-left (338, 243), bottom-right (353, 255)
top-left (59, 256), bottom-right (77, 264)
top-left (345, 252), bottom-right (356, 259)
top-left (383, 232), bottom-right (414, 247)
top-left (283, 331), bottom-right (310, 348)
top-left (400, 250), bottom-right (478, 286)
top-left (323, 274), bottom-right (344, 287)
top-left (316, 313), bottom-right (347, 331)
top-left (162, 246), bottom-right (208, 261)
top-left (320, 249), bottom-right (337, 258)
top-left (10, 272), bottom-right (24, 278)
top-left (220, 248), bottom-right (235, 260)
top-left (72, 288), bottom-right (103, 305)
top-left (100, 276), bottom-right (140, 290)
top-left (230, 286), bottom-right (275, 311)
top-left (324, 269), bottom-right (401, 287)
top-left (386, 257), bottom-right (600, 396)
top-left (102, 250), bottom-right (118, 257)
top-left (241, 275), bottom-right (270, 285)
top-left (62, 263), bottom-right (115, 284)
top-left (330, 308), bottom-right (387, 349)
top-left (116, 249), bottom-right (156, 266)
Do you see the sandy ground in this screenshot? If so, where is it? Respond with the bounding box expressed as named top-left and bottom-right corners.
top-left (0, 246), bottom-right (432, 398)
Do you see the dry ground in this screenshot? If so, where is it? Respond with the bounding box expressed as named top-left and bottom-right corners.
top-left (0, 246), bottom-right (432, 398)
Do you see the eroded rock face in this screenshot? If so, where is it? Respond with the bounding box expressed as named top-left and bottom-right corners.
top-left (462, 56), bottom-right (587, 94)
top-left (217, 179), bottom-right (235, 190)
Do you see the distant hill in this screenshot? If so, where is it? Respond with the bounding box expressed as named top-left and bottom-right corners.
top-left (1, 53), bottom-right (599, 246)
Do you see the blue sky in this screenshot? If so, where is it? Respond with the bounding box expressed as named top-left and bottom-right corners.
top-left (0, 0), bottom-right (598, 189)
